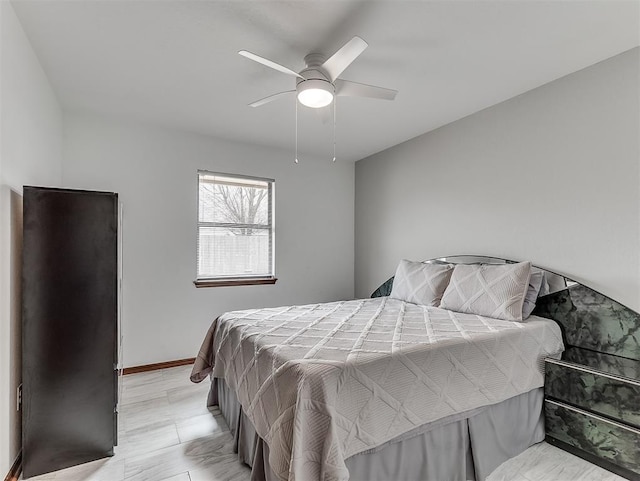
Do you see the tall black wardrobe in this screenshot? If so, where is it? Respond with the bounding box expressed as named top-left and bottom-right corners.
top-left (22, 186), bottom-right (119, 479)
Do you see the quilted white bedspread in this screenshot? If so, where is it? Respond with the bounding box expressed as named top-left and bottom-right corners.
top-left (191, 297), bottom-right (564, 481)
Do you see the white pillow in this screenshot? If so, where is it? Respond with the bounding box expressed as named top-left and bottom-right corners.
top-left (440, 261), bottom-right (532, 321)
top-left (390, 260), bottom-right (454, 306)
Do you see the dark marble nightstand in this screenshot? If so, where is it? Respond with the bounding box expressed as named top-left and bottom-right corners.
top-left (544, 347), bottom-right (640, 480)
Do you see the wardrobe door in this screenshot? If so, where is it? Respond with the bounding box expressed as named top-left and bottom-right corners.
top-left (22, 186), bottom-right (118, 478)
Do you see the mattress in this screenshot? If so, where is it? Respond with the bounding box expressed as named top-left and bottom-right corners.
top-left (191, 297), bottom-right (564, 481)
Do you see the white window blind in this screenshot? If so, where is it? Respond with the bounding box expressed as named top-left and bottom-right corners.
top-left (197, 171), bottom-right (274, 280)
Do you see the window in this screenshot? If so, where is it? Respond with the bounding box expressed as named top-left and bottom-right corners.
top-left (195, 171), bottom-right (275, 287)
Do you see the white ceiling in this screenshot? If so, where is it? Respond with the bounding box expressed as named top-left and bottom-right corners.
top-left (12, 0), bottom-right (640, 162)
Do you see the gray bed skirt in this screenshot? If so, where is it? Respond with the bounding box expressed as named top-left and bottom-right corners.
top-left (208, 378), bottom-right (544, 481)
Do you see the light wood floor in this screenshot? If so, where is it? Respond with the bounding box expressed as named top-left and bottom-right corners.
top-left (22, 364), bottom-right (626, 481)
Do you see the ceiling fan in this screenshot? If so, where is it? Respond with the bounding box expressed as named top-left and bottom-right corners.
top-left (239, 36), bottom-right (398, 109)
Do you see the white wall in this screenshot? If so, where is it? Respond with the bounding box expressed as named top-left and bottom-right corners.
top-left (62, 113), bottom-right (354, 367)
top-left (0, 1), bottom-right (63, 474)
top-left (355, 48), bottom-right (640, 311)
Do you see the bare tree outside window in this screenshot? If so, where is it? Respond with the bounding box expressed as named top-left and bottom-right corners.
top-left (200, 182), bottom-right (267, 234)
top-left (197, 172), bottom-right (274, 280)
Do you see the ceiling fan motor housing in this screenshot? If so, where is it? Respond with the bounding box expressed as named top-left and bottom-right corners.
top-left (296, 60), bottom-right (334, 92)
top-left (301, 52), bottom-right (330, 78)
top-left (297, 55), bottom-right (335, 108)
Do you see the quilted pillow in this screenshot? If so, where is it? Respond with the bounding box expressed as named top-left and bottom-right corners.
top-left (390, 260), bottom-right (454, 306)
top-left (440, 261), bottom-right (532, 321)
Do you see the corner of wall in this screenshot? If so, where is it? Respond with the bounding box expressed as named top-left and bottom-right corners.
top-left (0, 1), bottom-right (64, 474)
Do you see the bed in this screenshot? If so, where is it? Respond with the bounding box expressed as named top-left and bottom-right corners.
top-left (191, 256), bottom-right (567, 481)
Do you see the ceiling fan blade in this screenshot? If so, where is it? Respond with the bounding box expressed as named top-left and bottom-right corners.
top-left (248, 90), bottom-right (295, 108)
top-left (239, 50), bottom-right (305, 80)
top-left (335, 79), bottom-right (397, 100)
top-left (321, 36), bottom-right (368, 81)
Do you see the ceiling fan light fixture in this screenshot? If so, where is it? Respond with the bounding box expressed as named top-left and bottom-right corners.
top-left (297, 79), bottom-right (334, 108)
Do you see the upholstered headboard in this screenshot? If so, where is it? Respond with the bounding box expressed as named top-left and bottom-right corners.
top-left (371, 255), bottom-right (640, 362)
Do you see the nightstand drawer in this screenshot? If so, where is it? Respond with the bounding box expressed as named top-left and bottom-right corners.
top-left (545, 400), bottom-right (640, 477)
top-left (545, 360), bottom-right (640, 428)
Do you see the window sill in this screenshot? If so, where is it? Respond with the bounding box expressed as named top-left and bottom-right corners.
top-left (193, 277), bottom-right (278, 288)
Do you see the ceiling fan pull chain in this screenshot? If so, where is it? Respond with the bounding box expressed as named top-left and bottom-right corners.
top-left (332, 98), bottom-right (337, 162)
top-left (294, 100), bottom-right (299, 164)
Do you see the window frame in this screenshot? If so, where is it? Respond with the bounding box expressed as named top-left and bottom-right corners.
top-left (194, 170), bottom-right (276, 288)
